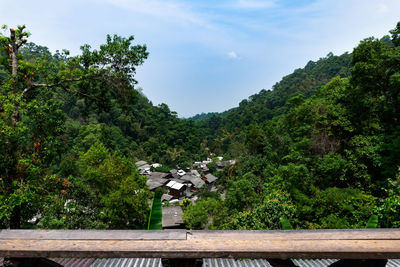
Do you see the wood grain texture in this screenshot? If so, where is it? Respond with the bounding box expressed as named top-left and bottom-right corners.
top-left (1, 229), bottom-right (400, 259)
top-left (0, 229), bottom-right (186, 240)
top-left (187, 229), bottom-right (400, 240)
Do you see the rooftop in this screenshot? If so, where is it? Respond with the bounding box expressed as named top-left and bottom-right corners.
top-left (162, 206), bottom-right (184, 228)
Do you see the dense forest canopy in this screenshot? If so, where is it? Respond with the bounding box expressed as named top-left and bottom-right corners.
top-left (1, 22), bottom-right (400, 230)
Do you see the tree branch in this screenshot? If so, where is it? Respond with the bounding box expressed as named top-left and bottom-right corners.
top-left (20, 78), bottom-right (96, 100)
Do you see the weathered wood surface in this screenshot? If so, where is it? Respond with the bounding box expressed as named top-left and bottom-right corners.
top-left (187, 229), bottom-right (400, 240)
top-left (0, 229), bottom-right (187, 240)
top-left (1, 229), bottom-right (400, 259)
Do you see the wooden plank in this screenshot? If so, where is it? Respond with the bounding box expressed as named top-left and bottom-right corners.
top-left (0, 229), bottom-right (187, 240)
top-left (187, 229), bottom-right (400, 240)
top-left (1, 229), bottom-right (400, 259)
top-left (1, 239), bottom-right (400, 259)
top-left (3, 229), bottom-right (399, 241)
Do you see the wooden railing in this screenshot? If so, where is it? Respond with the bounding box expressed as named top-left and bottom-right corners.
top-left (0, 229), bottom-right (399, 266)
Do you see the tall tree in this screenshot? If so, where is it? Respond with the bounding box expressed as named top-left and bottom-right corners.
top-left (0, 25), bottom-right (148, 228)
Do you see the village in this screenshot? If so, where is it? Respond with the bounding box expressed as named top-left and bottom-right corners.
top-left (135, 158), bottom-right (236, 229)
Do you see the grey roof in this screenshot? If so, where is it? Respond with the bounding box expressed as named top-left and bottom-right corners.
top-left (146, 180), bottom-right (164, 191)
top-left (190, 170), bottom-right (201, 177)
top-left (189, 177), bottom-right (205, 188)
top-left (162, 206), bottom-right (184, 228)
top-left (161, 194), bottom-right (173, 201)
top-left (178, 175), bottom-right (205, 188)
top-left (169, 169), bottom-right (177, 174)
top-left (202, 166), bottom-right (209, 172)
top-left (147, 172), bottom-right (169, 179)
top-left (192, 162), bottom-right (201, 167)
top-left (180, 174), bottom-right (195, 182)
top-left (135, 161), bottom-right (148, 167)
top-left (148, 177), bottom-right (169, 184)
top-left (138, 164), bottom-right (151, 170)
top-left (171, 173), bottom-right (180, 179)
top-left (146, 174), bottom-right (169, 187)
top-left (205, 173), bottom-right (218, 183)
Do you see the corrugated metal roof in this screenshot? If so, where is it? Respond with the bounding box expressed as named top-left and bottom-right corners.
top-left (293, 259), bottom-right (338, 267)
top-left (386, 259), bottom-right (400, 267)
top-left (203, 258), bottom-right (272, 267)
top-left (204, 258), bottom-right (400, 267)
top-left (3, 257), bottom-right (400, 267)
top-left (91, 258), bottom-right (162, 267)
top-left (51, 258), bottom-right (162, 267)
top-left (52, 258), bottom-right (96, 267)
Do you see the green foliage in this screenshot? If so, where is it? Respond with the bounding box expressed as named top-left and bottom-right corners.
top-left (183, 197), bottom-right (226, 229)
top-left (206, 162), bottom-right (217, 173)
top-left (225, 179), bottom-right (258, 212)
top-left (148, 192), bottom-right (162, 230)
top-left (294, 187), bottom-right (377, 229)
top-left (187, 22), bottom-right (400, 231)
top-left (280, 217), bottom-right (293, 230)
top-left (366, 215), bottom-right (378, 228)
top-left (41, 143), bottom-right (151, 229)
top-left (3, 22), bottom-right (400, 231)
top-left (224, 188), bottom-right (296, 230)
top-left (0, 26), bottom-right (207, 228)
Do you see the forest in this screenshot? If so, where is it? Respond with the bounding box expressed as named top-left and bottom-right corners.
top-left (1, 22), bottom-right (400, 230)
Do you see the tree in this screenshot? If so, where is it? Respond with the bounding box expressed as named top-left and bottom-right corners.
top-left (40, 143), bottom-right (151, 229)
top-left (0, 25), bottom-right (149, 228)
top-left (225, 179), bottom-right (258, 212)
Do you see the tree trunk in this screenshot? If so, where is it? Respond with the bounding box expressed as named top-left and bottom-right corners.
top-left (10, 29), bottom-right (18, 79)
top-left (9, 28), bottom-right (20, 126)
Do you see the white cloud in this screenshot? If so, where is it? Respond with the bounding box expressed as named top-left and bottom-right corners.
top-left (235, 0), bottom-right (276, 9)
top-left (378, 3), bottom-right (389, 14)
top-left (228, 51), bottom-right (238, 58)
top-left (105, 0), bottom-right (208, 26)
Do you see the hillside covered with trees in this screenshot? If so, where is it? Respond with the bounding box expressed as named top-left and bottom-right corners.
top-left (183, 23), bottom-right (400, 230)
top-left (1, 22), bottom-right (400, 230)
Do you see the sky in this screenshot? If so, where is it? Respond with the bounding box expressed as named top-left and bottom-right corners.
top-left (1, 0), bottom-right (400, 117)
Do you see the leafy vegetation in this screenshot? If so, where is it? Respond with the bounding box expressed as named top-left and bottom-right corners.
top-left (148, 191), bottom-right (162, 230)
top-left (1, 22), bottom-right (400, 230)
top-left (184, 23), bottom-right (400, 230)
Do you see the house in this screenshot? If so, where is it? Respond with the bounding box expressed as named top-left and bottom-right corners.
top-left (145, 172), bottom-right (169, 191)
top-left (179, 175), bottom-right (205, 189)
top-left (204, 173), bottom-right (218, 184)
top-left (161, 194), bottom-right (173, 202)
top-left (192, 162), bottom-right (202, 168)
top-left (162, 206), bottom-right (184, 229)
top-left (137, 164), bottom-right (151, 175)
top-left (147, 172), bottom-right (169, 179)
top-left (188, 177), bottom-right (205, 189)
top-left (166, 181), bottom-right (186, 198)
top-left (146, 179), bottom-right (164, 191)
top-left (190, 170), bottom-right (201, 177)
top-left (179, 174), bottom-right (194, 182)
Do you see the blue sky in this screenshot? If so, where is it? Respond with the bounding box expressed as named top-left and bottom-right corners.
top-left (1, 0), bottom-right (400, 117)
